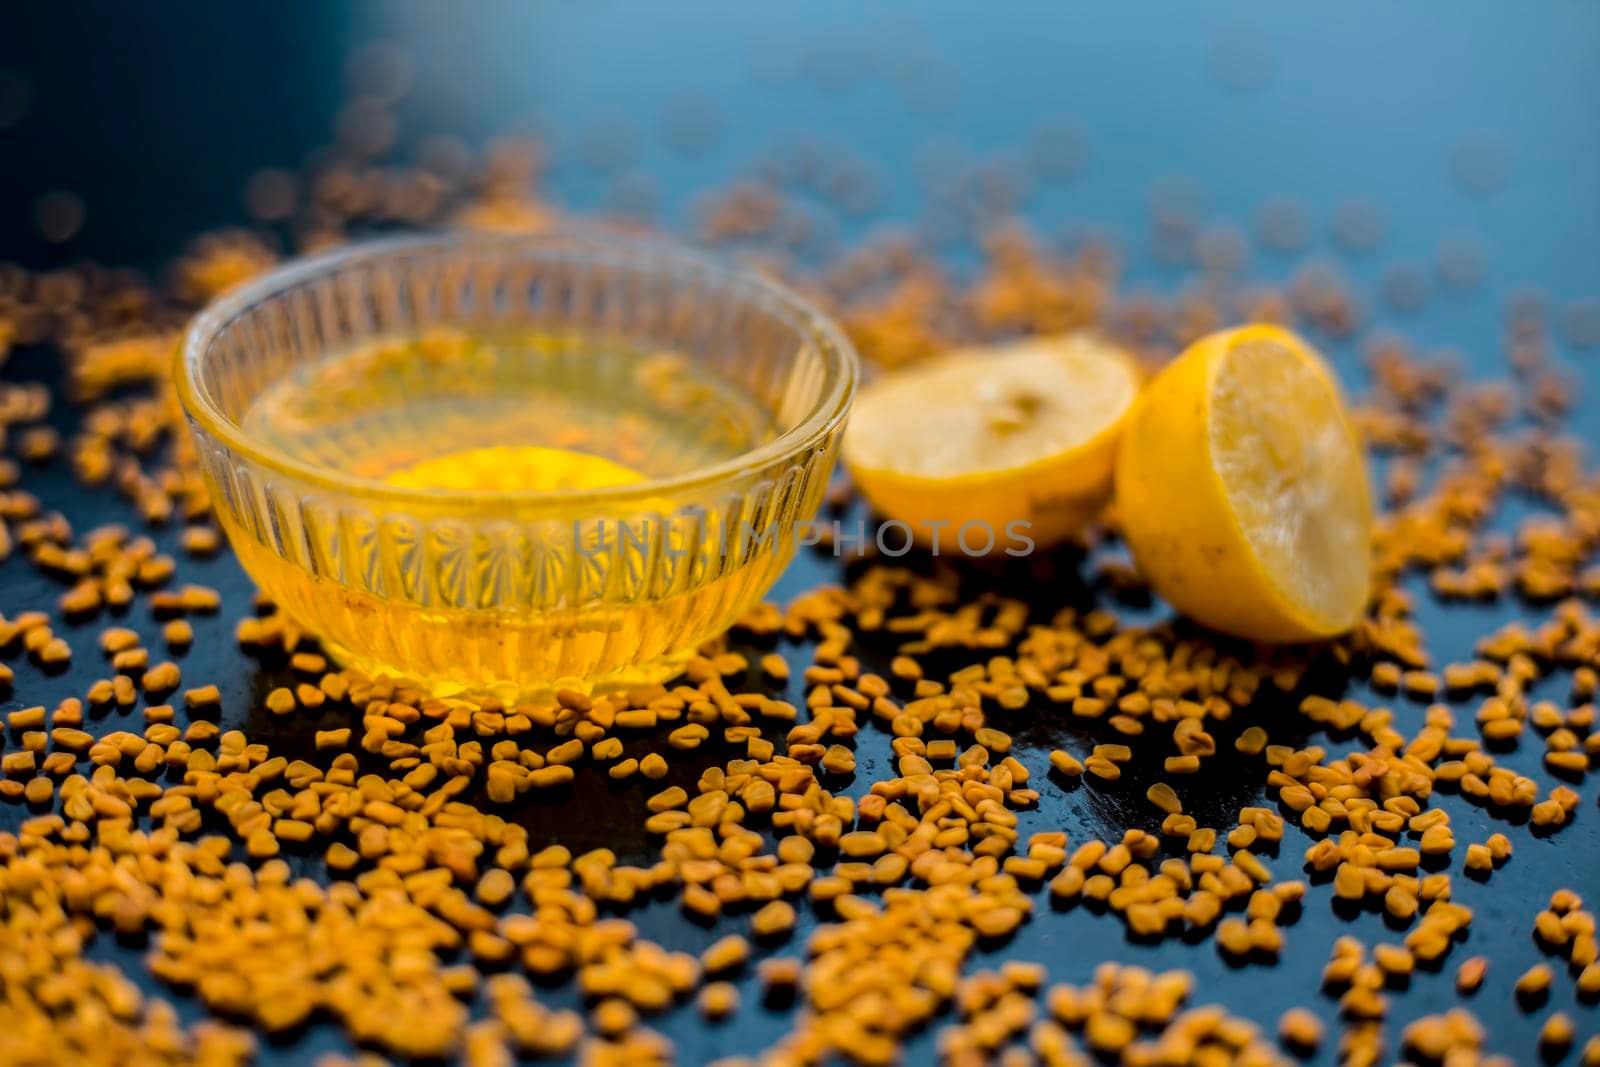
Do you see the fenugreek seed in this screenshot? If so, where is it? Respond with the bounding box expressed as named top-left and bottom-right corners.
top-left (668, 723), bottom-right (708, 749)
top-left (1377, 846), bottom-right (1420, 870)
top-left (1419, 825), bottom-right (1454, 855)
top-left (1579, 963), bottom-right (1600, 998)
top-left (111, 648), bottom-right (148, 672)
top-left (1334, 863), bottom-right (1366, 900)
top-left (839, 831), bottom-right (886, 858)
top-left (1531, 801), bottom-right (1564, 827)
top-left (546, 738), bottom-right (584, 764)
top-left (1, 751), bottom-right (36, 775)
top-left (1049, 750), bottom-right (1083, 777)
top-left (647, 786), bottom-right (687, 812)
top-left (639, 753), bottom-right (669, 779)
top-left (1373, 944), bottom-right (1414, 975)
top-left (1050, 866), bottom-right (1085, 899)
top-left (1001, 961), bottom-right (1046, 990)
top-left (971, 906), bottom-right (1025, 938)
top-left (529, 766), bottom-right (574, 789)
top-left (1236, 726), bottom-right (1268, 755)
top-left (246, 830), bottom-right (278, 858)
top-left (181, 525), bottom-right (220, 555)
top-left (1072, 696), bottom-right (1107, 718)
top-left (699, 981), bottom-right (739, 1020)
top-left (7, 705), bottom-right (46, 731)
top-left (314, 729), bottom-right (350, 750)
top-left (50, 727), bottom-right (92, 752)
top-left (143, 661), bottom-right (180, 692)
top-left (701, 935), bottom-right (749, 974)
top-left (555, 687), bottom-right (591, 712)
top-left (1483, 718), bottom-right (1522, 741)
top-left (1084, 1011), bottom-right (1135, 1053)
top-left (1278, 1007), bottom-right (1322, 1051)
top-left (183, 684), bottom-right (221, 709)
top-left (1217, 918), bottom-right (1252, 957)
top-left (1516, 963), bottom-right (1552, 1002)
top-left (615, 709), bottom-right (657, 729)
top-left (1529, 915), bottom-right (1568, 947)
top-left (1541, 1013), bottom-right (1575, 1053)
top-left (100, 627), bottom-right (140, 653)
top-left (1457, 957), bottom-right (1487, 993)
top-left (1146, 782), bottom-right (1181, 814)
top-left (887, 655), bottom-right (921, 681)
top-left (1385, 885), bottom-right (1419, 921)
top-left (974, 727), bottom-right (1012, 753)
top-left (1547, 750), bottom-right (1589, 773)
top-left (477, 869), bottom-right (516, 908)
top-left (1234, 850), bottom-right (1270, 883)
top-left (179, 584), bottom-right (221, 612)
top-left (1084, 756), bottom-right (1119, 781)
top-left (821, 744), bottom-right (856, 774)
top-left (162, 619), bottom-right (194, 647)
top-left (758, 958), bottom-right (801, 992)
top-left (751, 900), bottom-right (796, 938)
top-left (273, 819), bottom-right (312, 843)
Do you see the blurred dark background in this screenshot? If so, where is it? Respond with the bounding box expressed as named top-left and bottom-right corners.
top-left (3, 3), bottom-right (1596, 343)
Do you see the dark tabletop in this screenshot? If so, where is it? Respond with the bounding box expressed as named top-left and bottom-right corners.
top-left (1, 3), bottom-right (1598, 1065)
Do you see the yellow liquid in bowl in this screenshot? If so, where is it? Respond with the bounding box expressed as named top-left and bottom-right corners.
top-left (383, 445), bottom-right (647, 493)
top-left (217, 330), bottom-right (802, 697)
top-left (242, 330), bottom-right (775, 483)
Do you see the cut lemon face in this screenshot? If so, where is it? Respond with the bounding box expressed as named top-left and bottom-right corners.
top-left (842, 334), bottom-right (1141, 552)
top-left (1115, 324), bottom-right (1373, 642)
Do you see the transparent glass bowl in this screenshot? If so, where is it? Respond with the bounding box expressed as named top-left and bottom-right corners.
top-left (178, 230), bottom-right (857, 697)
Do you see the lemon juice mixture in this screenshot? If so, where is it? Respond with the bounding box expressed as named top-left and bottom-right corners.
top-left (229, 330), bottom-right (786, 695)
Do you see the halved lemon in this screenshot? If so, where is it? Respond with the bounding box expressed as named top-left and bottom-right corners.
top-left (1115, 324), bottom-right (1373, 642)
top-left (842, 334), bottom-right (1141, 553)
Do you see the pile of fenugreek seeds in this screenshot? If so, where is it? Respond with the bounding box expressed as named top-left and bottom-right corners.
top-left (3, 53), bottom-right (1600, 1067)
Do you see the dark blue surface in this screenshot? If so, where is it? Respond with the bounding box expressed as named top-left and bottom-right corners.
top-left (2, 4), bottom-right (1599, 1065)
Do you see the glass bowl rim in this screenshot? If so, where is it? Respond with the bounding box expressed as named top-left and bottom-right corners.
top-left (176, 227), bottom-right (859, 515)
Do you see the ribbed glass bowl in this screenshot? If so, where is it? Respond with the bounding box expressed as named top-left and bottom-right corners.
top-left (177, 230), bottom-right (857, 697)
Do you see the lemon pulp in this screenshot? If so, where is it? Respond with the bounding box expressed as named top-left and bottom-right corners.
top-left (1210, 335), bottom-right (1371, 630)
